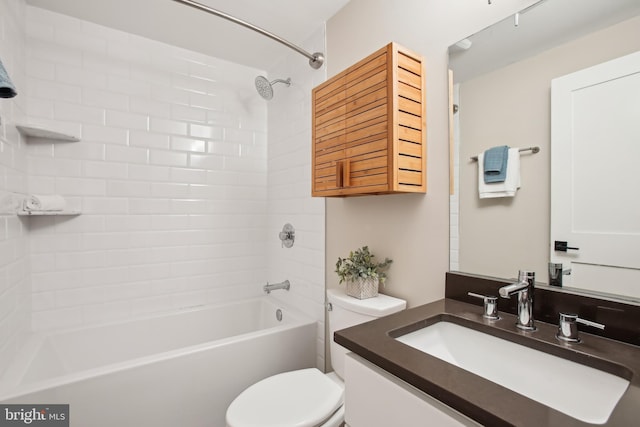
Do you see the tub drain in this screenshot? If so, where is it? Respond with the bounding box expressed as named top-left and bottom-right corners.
top-left (276, 309), bottom-right (283, 321)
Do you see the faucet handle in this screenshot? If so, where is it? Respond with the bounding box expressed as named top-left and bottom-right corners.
top-left (556, 313), bottom-right (605, 343)
top-left (467, 292), bottom-right (499, 320)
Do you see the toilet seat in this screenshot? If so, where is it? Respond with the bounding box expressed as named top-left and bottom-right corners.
top-left (226, 368), bottom-right (344, 427)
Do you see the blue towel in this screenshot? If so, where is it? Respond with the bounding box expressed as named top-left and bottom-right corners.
top-left (0, 58), bottom-right (17, 99)
top-left (483, 145), bottom-right (509, 183)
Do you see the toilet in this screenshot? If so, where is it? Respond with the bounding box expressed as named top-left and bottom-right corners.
top-left (225, 287), bottom-right (406, 427)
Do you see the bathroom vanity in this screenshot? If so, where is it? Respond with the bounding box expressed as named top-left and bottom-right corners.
top-left (335, 273), bottom-right (640, 427)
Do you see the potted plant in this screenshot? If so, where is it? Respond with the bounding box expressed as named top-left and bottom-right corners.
top-left (335, 246), bottom-right (393, 299)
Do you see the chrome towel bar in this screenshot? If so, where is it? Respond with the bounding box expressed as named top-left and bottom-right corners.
top-left (471, 146), bottom-right (540, 161)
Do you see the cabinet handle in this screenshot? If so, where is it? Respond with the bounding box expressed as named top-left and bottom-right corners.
top-left (336, 162), bottom-right (343, 188)
top-left (343, 159), bottom-right (351, 187)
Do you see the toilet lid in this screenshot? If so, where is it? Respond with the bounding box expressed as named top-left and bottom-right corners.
top-left (226, 368), bottom-right (344, 427)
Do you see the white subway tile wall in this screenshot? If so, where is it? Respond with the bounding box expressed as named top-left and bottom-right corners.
top-left (0, 2), bottom-right (327, 374)
top-left (25, 6), bottom-right (270, 331)
top-left (0, 0), bottom-right (29, 377)
top-left (266, 27), bottom-right (327, 370)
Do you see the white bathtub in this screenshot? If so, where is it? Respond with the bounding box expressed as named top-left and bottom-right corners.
top-left (0, 297), bottom-right (317, 427)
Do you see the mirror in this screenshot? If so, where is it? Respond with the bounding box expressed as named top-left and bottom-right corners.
top-left (449, 0), bottom-right (640, 302)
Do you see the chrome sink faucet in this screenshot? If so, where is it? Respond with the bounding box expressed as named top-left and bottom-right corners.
top-left (499, 270), bottom-right (536, 331)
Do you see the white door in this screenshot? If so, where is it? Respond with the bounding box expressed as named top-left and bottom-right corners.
top-left (550, 50), bottom-right (640, 300)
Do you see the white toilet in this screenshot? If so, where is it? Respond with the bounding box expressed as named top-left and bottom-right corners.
top-left (225, 287), bottom-right (406, 427)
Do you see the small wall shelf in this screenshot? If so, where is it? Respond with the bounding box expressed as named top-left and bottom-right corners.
top-left (16, 124), bottom-right (80, 142)
top-left (17, 210), bottom-right (81, 216)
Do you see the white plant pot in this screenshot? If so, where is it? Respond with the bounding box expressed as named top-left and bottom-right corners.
top-left (346, 277), bottom-right (379, 299)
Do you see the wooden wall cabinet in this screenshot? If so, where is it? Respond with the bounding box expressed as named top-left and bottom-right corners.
top-left (312, 42), bottom-right (426, 197)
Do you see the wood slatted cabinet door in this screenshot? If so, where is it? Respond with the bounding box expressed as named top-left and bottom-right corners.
top-left (344, 46), bottom-right (389, 193)
top-left (311, 42), bottom-right (426, 197)
top-left (313, 75), bottom-right (346, 194)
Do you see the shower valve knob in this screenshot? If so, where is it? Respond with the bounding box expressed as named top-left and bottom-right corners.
top-left (279, 223), bottom-right (295, 248)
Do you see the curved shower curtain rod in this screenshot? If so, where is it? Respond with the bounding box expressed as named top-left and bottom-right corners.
top-left (171, 0), bottom-right (325, 69)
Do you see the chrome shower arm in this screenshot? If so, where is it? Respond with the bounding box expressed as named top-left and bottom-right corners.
top-left (171, 0), bottom-right (325, 69)
top-left (271, 78), bottom-right (291, 86)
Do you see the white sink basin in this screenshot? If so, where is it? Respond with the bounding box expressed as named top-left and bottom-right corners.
top-left (396, 321), bottom-right (629, 424)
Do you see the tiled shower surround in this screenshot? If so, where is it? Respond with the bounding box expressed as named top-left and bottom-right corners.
top-left (0, 1), bottom-right (326, 374)
top-left (25, 6), bottom-right (269, 330)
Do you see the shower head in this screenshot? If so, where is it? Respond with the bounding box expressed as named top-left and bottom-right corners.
top-left (255, 76), bottom-right (291, 100)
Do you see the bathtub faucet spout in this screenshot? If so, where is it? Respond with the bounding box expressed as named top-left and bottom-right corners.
top-left (264, 280), bottom-right (290, 294)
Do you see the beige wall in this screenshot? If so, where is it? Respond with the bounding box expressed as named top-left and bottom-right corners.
top-left (458, 15), bottom-right (640, 281)
top-left (325, 0), bottom-right (538, 307)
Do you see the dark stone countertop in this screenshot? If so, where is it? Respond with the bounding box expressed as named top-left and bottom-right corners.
top-left (334, 298), bottom-right (640, 427)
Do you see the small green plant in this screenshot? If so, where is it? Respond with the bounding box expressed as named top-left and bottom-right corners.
top-left (335, 246), bottom-right (393, 285)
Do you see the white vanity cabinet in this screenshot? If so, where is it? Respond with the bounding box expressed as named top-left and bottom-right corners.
top-left (344, 353), bottom-right (480, 427)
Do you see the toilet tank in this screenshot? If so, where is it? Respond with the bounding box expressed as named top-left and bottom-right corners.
top-left (327, 288), bottom-right (406, 379)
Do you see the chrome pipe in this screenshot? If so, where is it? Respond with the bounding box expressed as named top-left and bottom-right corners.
top-left (171, 0), bottom-right (325, 69)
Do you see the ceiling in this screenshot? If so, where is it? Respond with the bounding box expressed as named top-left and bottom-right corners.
top-left (25, 0), bottom-right (351, 71)
top-left (449, 0), bottom-right (640, 82)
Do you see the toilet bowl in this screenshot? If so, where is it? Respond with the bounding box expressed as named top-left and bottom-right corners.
top-left (226, 368), bottom-right (344, 427)
top-left (225, 288), bottom-right (406, 427)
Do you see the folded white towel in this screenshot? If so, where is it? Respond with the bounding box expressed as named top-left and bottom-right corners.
top-left (23, 195), bottom-right (66, 211)
top-left (478, 148), bottom-right (521, 199)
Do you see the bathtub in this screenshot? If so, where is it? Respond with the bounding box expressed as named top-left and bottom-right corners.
top-left (0, 297), bottom-right (317, 427)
